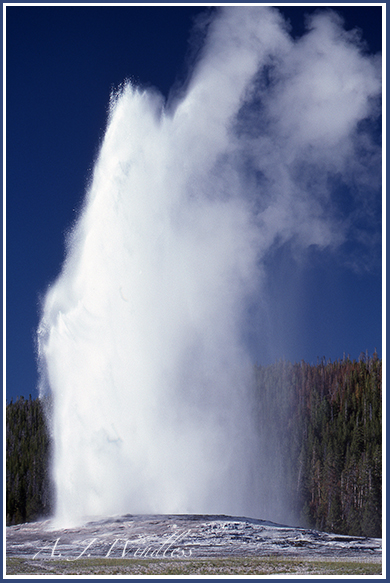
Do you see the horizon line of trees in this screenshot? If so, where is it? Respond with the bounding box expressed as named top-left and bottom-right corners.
top-left (6, 394), bottom-right (52, 525)
top-left (6, 352), bottom-right (381, 537)
top-left (252, 351), bottom-right (381, 537)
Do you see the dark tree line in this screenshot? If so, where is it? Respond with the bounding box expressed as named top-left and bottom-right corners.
top-left (253, 352), bottom-right (382, 537)
top-left (6, 395), bottom-right (52, 525)
top-left (6, 353), bottom-right (381, 536)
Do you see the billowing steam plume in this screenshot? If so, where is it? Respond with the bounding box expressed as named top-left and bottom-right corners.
top-left (38, 7), bottom-right (381, 528)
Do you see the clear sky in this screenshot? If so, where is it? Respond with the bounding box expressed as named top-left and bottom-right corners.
top-left (5, 4), bottom-right (383, 402)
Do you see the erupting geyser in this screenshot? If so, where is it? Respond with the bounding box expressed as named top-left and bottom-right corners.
top-left (37, 7), bottom-right (381, 528)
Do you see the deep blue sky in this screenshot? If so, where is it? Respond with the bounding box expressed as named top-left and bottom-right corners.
top-left (5, 4), bottom-right (383, 401)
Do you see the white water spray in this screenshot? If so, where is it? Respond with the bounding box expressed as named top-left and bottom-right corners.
top-left (38, 7), bottom-right (381, 527)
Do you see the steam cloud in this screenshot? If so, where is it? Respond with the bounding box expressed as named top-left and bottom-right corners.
top-left (38, 7), bottom-right (381, 527)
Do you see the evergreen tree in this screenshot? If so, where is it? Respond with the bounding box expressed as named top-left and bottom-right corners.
top-left (6, 396), bottom-right (52, 525)
top-left (253, 353), bottom-right (382, 537)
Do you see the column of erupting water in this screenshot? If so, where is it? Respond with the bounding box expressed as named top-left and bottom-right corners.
top-left (38, 7), bottom-right (285, 528)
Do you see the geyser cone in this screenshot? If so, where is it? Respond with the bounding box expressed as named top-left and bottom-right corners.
top-left (37, 7), bottom-right (381, 528)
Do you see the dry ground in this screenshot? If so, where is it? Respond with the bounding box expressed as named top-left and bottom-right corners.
top-left (6, 555), bottom-right (382, 576)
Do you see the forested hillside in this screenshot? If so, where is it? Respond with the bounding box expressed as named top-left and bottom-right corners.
top-left (6, 354), bottom-right (382, 536)
top-left (253, 353), bottom-right (382, 537)
top-left (6, 395), bottom-right (52, 525)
